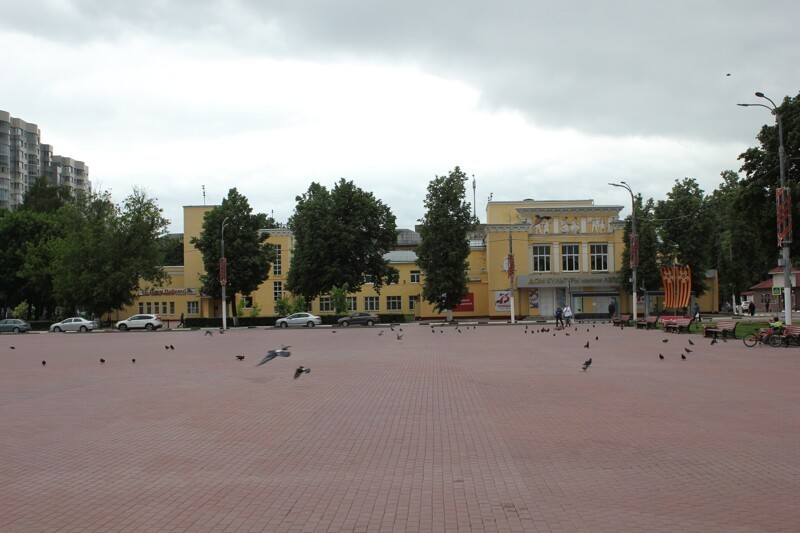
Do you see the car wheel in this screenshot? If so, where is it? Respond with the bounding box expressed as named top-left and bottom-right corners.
top-left (79, 326), bottom-right (87, 333)
top-left (307, 321), bottom-right (315, 327)
top-left (280, 322), bottom-right (288, 328)
top-left (366, 320), bottom-right (374, 326)
top-left (13, 327), bottom-right (20, 333)
top-left (118, 324), bottom-right (128, 331)
top-left (341, 320), bottom-right (349, 327)
top-left (145, 323), bottom-right (155, 331)
top-left (53, 326), bottom-right (62, 333)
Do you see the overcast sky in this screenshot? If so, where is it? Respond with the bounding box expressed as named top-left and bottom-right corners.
top-left (4, 0), bottom-right (799, 232)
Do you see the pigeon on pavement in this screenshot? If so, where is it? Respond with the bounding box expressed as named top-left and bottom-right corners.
top-left (581, 358), bottom-right (592, 371)
top-left (659, 354), bottom-right (664, 360)
top-left (235, 355), bottom-right (245, 361)
top-left (584, 341), bottom-right (590, 349)
top-left (100, 358), bottom-right (106, 363)
top-left (41, 360), bottom-right (46, 366)
top-left (256, 348), bottom-right (291, 366)
top-left (681, 354), bottom-right (687, 360)
top-left (688, 339), bottom-right (694, 346)
top-left (684, 347), bottom-right (692, 354)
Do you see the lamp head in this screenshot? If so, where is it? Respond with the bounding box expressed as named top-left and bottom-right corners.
top-left (755, 92), bottom-right (765, 98)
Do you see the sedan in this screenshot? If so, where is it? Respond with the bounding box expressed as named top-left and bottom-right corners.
top-left (337, 312), bottom-right (380, 327)
top-left (275, 312), bottom-right (322, 328)
top-left (0, 318), bottom-right (31, 333)
top-left (115, 314), bottom-right (163, 331)
top-left (50, 317), bottom-right (95, 333)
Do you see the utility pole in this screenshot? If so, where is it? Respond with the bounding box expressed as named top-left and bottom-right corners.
top-left (609, 181), bottom-right (638, 322)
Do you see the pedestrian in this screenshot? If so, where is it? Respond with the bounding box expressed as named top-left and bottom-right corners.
top-left (765, 300), bottom-right (770, 313)
top-left (693, 303), bottom-right (701, 323)
top-left (555, 306), bottom-right (564, 329)
top-left (749, 301), bottom-right (756, 317)
top-left (178, 312), bottom-right (185, 328)
top-left (564, 304), bottom-right (573, 326)
top-left (608, 301), bottom-right (616, 319)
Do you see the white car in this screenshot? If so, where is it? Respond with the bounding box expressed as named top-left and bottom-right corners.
top-left (115, 314), bottom-right (163, 331)
top-left (275, 312), bottom-right (322, 328)
top-left (50, 317), bottom-right (96, 333)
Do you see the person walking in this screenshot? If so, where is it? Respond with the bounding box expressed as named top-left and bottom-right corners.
top-left (749, 301), bottom-right (756, 317)
top-left (178, 312), bottom-right (185, 328)
top-left (765, 299), bottom-right (770, 314)
top-left (693, 303), bottom-right (701, 323)
top-left (564, 304), bottom-right (573, 326)
top-left (555, 306), bottom-right (564, 329)
top-left (608, 301), bottom-right (616, 319)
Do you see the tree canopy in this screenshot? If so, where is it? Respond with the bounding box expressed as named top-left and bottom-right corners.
top-left (416, 166), bottom-right (475, 316)
top-left (286, 178), bottom-right (398, 302)
top-left (189, 188), bottom-right (276, 314)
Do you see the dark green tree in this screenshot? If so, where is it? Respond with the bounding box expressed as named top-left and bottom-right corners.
top-left (654, 178), bottom-right (714, 297)
top-left (416, 166), bottom-right (475, 320)
top-left (20, 176), bottom-right (72, 214)
top-left (618, 195), bottom-right (661, 295)
top-left (50, 188), bottom-right (170, 317)
top-left (158, 234), bottom-right (184, 266)
top-left (286, 179), bottom-right (398, 301)
top-left (189, 188), bottom-right (276, 316)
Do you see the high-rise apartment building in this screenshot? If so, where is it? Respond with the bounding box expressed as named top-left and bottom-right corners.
top-left (0, 110), bottom-right (91, 209)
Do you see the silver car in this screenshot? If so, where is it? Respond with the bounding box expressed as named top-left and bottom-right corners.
top-left (50, 317), bottom-right (96, 333)
top-left (275, 312), bottom-right (322, 328)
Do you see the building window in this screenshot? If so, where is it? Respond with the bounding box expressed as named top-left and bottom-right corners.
top-left (590, 244), bottom-right (608, 272)
top-left (409, 295), bottom-right (418, 310)
top-left (410, 270), bottom-right (421, 283)
top-left (146, 302), bottom-right (152, 314)
top-left (347, 297), bottom-right (357, 311)
top-left (386, 296), bottom-right (402, 310)
top-left (273, 281), bottom-right (283, 301)
top-left (273, 244), bottom-right (282, 275)
top-left (364, 274), bottom-right (374, 284)
top-left (241, 296), bottom-right (253, 308)
top-left (187, 301), bottom-right (199, 315)
top-left (561, 244), bottom-right (580, 272)
top-left (319, 296), bottom-right (333, 312)
top-left (364, 296), bottom-right (379, 311)
top-left (138, 302), bottom-right (144, 314)
top-left (169, 301), bottom-right (175, 315)
top-left (532, 245), bottom-right (551, 272)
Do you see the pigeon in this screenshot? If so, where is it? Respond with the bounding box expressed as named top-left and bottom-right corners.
top-left (205, 330), bottom-right (213, 337)
top-left (662, 339), bottom-right (669, 343)
top-left (396, 333), bottom-right (404, 340)
top-left (10, 346), bottom-right (15, 350)
top-left (584, 341), bottom-right (590, 349)
top-left (659, 354), bottom-right (664, 360)
top-left (219, 329), bottom-right (225, 334)
top-left (100, 358), bottom-right (106, 363)
top-left (565, 333), bottom-right (570, 336)
top-left (131, 358), bottom-right (136, 364)
top-left (710, 338), bottom-right (718, 345)
top-left (684, 348), bottom-right (692, 354)
top-left (282, 344), bottom-right (292, 350)
top-left (332, 330), bottom-right (337, 333)
top-left (595, 336), bottom-right (599, 341)
top-left (688, 339), bottom-right (694, 346)
top-left (681, 354), bottom-right (687, 360)
top-left (235, 355), bottom-right (245, 361)
top-left (581, 358), bottom-right (592, 371)
top-left (390, 326), bottom-right (395, 331)
top-left (399, 328), bottom-right (403, 332)
top-left (41, 360), bottom-right (46, 366)
top-left (293, 366), bottom-right (311, 379)
top-left (169, 345), bottom-right (174, 350)
top-left (256, 348), bottom-right (291, 366)
top-left (379, 331), bottom-right (385, 336)
top-left (165, 345), bottom-right (170, 350)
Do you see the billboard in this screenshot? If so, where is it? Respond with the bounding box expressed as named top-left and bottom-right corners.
top-left (494, 290), bottom-right (511, 312)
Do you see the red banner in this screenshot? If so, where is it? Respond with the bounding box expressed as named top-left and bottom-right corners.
top-left (777, 187), bottom-right (792, 246)
top-left (629, 234), bottom-right (639, 268)
top-left (454, 293), bottom-right (475, 312)
top-left (219, 258), bottom-right (227, 286)
top-left (660, 266), bottom-right (691, 309)
top-left (507, 254), bottom-right (515, 280)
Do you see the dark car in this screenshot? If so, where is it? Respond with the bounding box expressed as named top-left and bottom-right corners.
top-left (0, 318), bottom-right (31, 333)
top-left (337, 312), bottom-right (380, 327)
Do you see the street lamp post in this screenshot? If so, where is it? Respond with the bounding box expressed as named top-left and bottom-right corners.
top-left (221, 217), bottom-right (230, 330)
top-left (609, 181), bottom-right (638, 322)
top-left (738, 92), bottom-right (793, 325)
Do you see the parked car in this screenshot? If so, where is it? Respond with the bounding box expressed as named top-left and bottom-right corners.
top-left (337, 312), bottom-right (380, 327)
top-left (0, 318), bottom-right (31, 333)
top-left (275, 312), bottom-right (322, 328)
top-left (115, 314), bottom-right (163, 331)
top-left (49, 317), bottom-right (96, 333)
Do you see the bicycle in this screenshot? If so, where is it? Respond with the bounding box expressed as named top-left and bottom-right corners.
top-left (742, 327), bottom-right (783, 347)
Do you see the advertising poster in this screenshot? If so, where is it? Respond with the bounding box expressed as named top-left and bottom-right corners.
top-left (494, 290), bottom-right (511, 312)
top-left (529, 289), bottom-right (539, 309)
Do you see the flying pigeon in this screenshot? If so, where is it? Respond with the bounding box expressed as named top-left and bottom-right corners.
top-left (100, 358), bottom-right (106, 363)
top-left (293, 366), bottom-right (311, 379)
top-left (584, 341), bottom-right (590, 349)
top-left (256, 348), bottom-right (291, 366)
top-left (379, 331), bottom-right (385, 336)
top-left (396, 333), bottom-right (404, 340)
top-left (219, 329), bottom-right (225, 334)
top-left (710, 338), bottom-right (718, 345)
top-left (235, 355), bottom-right (245, 361)
top-left (659, 354), bottom-right (664, 360)
top-left (581, 358), bottom-right (592, 371)
top-left (681, 354), bottom-right (687, 360)
top-left (204, 330), bottom-right (213, 337)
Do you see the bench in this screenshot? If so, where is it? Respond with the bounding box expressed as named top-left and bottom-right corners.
top-left (636, 315), bottom-right (660, 330)
top-left (664, 317), bottom-right (692, 333)
top-left (703, 320), bottom-right (738, 339)
top-left (612, 314), bottom-right (631, 327)
top-left (778, 325), bottom-right (800, 346)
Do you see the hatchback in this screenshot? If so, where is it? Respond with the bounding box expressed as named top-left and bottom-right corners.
top-left (0, 318), bottom-right (31, 333)
top-left (116, 314), bottom-right (163, 331)
top-left (275, 312), bottom-right (322, 328)
top-left (50, 317), bottom-right (96, 333)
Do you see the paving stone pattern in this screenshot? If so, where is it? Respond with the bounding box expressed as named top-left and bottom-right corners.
top-left (1, 324), bottom-right (799, 532)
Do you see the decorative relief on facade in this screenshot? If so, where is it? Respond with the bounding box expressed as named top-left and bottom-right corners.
top-left (559, 217), bottom-right (580, 234)
top-left (533, 218), bottom-right (550, 234)
top-left (589, 217), bottom-right (607, 233)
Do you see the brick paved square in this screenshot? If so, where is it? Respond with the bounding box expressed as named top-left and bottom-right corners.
top-left (1, 323), bottom-right (799, 531)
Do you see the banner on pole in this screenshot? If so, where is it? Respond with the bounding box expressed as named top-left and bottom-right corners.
top-left (660, 265), bottom-right (692, 309)
top-left (777, 187), bottom-right (792, 246)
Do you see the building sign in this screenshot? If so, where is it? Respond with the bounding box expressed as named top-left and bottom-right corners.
top-left (517, 273), bottom-right (618, 288)
top-left (138, 288), bottom-right (198, 296)
top-left (494, 290), bottom-right (511, 312)
top-left (454, 293), bottom-right (475, 312)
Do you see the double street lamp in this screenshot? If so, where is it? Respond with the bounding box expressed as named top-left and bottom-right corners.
top-left (738, 92), bottom-right (793, 325)
top-left (609, 181), bottom-right (638, 322)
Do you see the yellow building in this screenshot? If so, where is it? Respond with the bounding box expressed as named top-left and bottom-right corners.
top-left (110, 199), bottom-right (717, 325)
